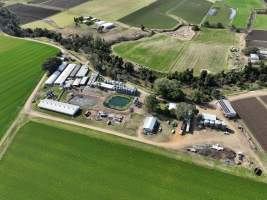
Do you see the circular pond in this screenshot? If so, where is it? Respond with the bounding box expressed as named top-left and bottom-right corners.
top-left (104, 95), bottom-right (132, 111)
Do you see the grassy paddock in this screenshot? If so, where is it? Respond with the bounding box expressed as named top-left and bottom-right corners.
top-left (225, 0), bottom-right (265, 28)
top-left (206, 1), bottom-right (232, 26)
top-left (0, 35), bottom-right (58, 139)
top-left (119, 0), bottom-right (212, 29)
top-left (253, 14), bottom-right (267, 30)
top-left (0, 121), bottom-right (267, 200)
top-left (113, 29), bottom-right (238, 74)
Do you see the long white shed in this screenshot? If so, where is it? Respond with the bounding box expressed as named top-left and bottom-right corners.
top-left (54, 64), bottom-right (76, 86)
top-left (45, 71), bottom-right (61, 86)
top-left (38, 99), bottom-right (80, 116)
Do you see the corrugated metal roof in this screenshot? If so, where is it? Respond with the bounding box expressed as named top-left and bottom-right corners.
top-left (143, 117), bottom-right (157, 131)
top-left (76, 64), bottom-right (89, 77)
top-left (54, 64), bottom-right (76, 85)
top-left (45, 71), bottom-right (61, 85)
top-left (38, 99), bottom-right (80, 116)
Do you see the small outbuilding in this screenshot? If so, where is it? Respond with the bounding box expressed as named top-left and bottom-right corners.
top-left (217, 99), bottom-right (237, 118)
top-left (143, 116), bottom-right (159, 134)
top-left (250, 54), bottom-right (260, 63)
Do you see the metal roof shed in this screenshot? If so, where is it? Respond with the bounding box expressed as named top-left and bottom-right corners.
top-left (218, 99), bottom-right (237, 118)
top-left (45, 71), bottom-right (61, 86)
top-left (143, 117), bottom-right (158, 134)
top-left (69, 65), bottom-right (81, 78)
top-left (38, 99), bottom-right (80, 116)
top-left (54, 64), bottom-right (76, 85)
top-left (76, 64), bottom-right (89, 77)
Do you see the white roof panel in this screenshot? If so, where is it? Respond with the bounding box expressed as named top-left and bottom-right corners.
top-left (38, 99), bottom-right (80, 116)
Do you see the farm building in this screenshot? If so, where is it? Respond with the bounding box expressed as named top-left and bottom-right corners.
top-left (69, 65), bottom-right (81, 78)
top-left (95, 20), bottom-right (106, 26)
top-left (259, 50), bottom-right (267, 59)
top-left (76, 64), bottom-right (89, 77)
top-left (217, 99), bottom-right (237, 118)
top-left (115, 85), bottom-right (137, 95)
top-left (246, 30), bottom-right (267, 48)
top-left (200, 113), bottom-right (227, 130)
top-left (143, 116), bottom-right (159, 134)
top-left (38, 99), bottom-right (80, 116)
top-left (58, 62), bottom-right (68, 72)
top-left (168, 103), bottom-right (177, 110)
top-left (87, 71), bottom-right (99, 86)
top-left (102, 22), bottom-right (115, 29)
top-left (72, 78), bottom-right (82, 87)
top-left (250, 54), bottom-right (260, 63)
top-left (94, 82), bottom-right (115, 90)
top-left (54, 64), bottom-right (76, 86)
top-left (80, 76), bottom-right (89, 85)
top-left (45, 71), bottom-right (61, 86)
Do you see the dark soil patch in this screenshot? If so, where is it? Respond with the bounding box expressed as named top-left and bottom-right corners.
top-left (7, 3), bottom-right (60, 24)
top-left (232, 97), bottom-right (267, 151)
top-left (43, 0), bottom-right (89, 9)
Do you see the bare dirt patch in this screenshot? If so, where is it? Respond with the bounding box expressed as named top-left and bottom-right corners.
top-left (166, 26), bottom-right (195, 41)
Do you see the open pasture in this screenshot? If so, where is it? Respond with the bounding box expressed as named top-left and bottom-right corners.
top-left (206, 2), bottom-right (232, 26)
top-left (119, 0), bottom-right (212, 29)
top-left (113, 29), bottom-right (237, 74)
top-left (232, 97), bottom-right (267, 151)
top-left (0, 121), bottom-right (267, 200)
top-left (225, 0), bottom-right (265, 28)
top-left (7, 3), bottom-right (60, 24)
top-left (23, 0), bottom-right (155, 29)
top-left (0, 35), bottom-right (58, 139)
top-left (253, 14), bottom-right (267, 30)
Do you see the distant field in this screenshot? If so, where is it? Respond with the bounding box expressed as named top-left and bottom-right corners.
top-left (119, 0), bottom-right (212, 29)
top-left (7, 3), bottom-right (60, 24)
top-left (23, 0), bottom-right (155, 29)
top-left (225, 0), bottom-right (265, 28)
top-left (253, 14), bottom-right (267, 30)
top-left (206, 2), bottom-right (232, 26)
top-left (1, 121), bottom-right (267, 200)
top-left (0, 36), bottom-right (58, 139)
top-left (113, 29), bottom-right (238, 74)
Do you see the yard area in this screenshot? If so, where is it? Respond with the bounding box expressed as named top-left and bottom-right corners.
top-left (23, 0), bottom-right (155, 29)
top-left (113, 28), bottom-right (238, 74)
top-left (119, 0), bottom-right (212, 29)
top-left (0, 121), bottom-right (267, 200)
top-left (0, 35), bottom-right (58, 139)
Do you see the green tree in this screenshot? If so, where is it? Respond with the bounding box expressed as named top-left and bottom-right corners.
top-left (175, 102), bottom-right (198, 120)
top-left (154, 78), bottom-right (185, 101)
top-left (145, 95), bottom-right (159, 113)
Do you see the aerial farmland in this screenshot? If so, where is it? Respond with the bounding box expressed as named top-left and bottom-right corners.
top-left (1, 0), bottom-right (267, 199)
top-left (0, 35), bottom-right (58, 139)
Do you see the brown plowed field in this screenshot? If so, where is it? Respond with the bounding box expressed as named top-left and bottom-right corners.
top-left (232, 97), bottom-right (267, 151)
top-left (260, 95), bottom-right (267, 104)
top-left (7, 3), bottom-right (60, 24)
top-left (43, 0), bottom-right (88, 9)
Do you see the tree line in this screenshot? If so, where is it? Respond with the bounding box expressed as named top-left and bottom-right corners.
top-left (1, 7), bottom-right (267, 106)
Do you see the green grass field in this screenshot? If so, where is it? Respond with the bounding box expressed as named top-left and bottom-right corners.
top-left (0, 121), bottom-right (267, 200)
top-left (225, 0), bottom-right (265, 28)
top-left (23, 0), bottom-right (155, 29)
top-left (113, 29), bottom-right (238, 74)
top-left (0, 35), bottom-right (58, 139)
top-left (253, 14), bottom-right (267, 30)
top-left (206, 2), bottom-right (232, 26)
top-left (119, 0), bottom-right (212, 29)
